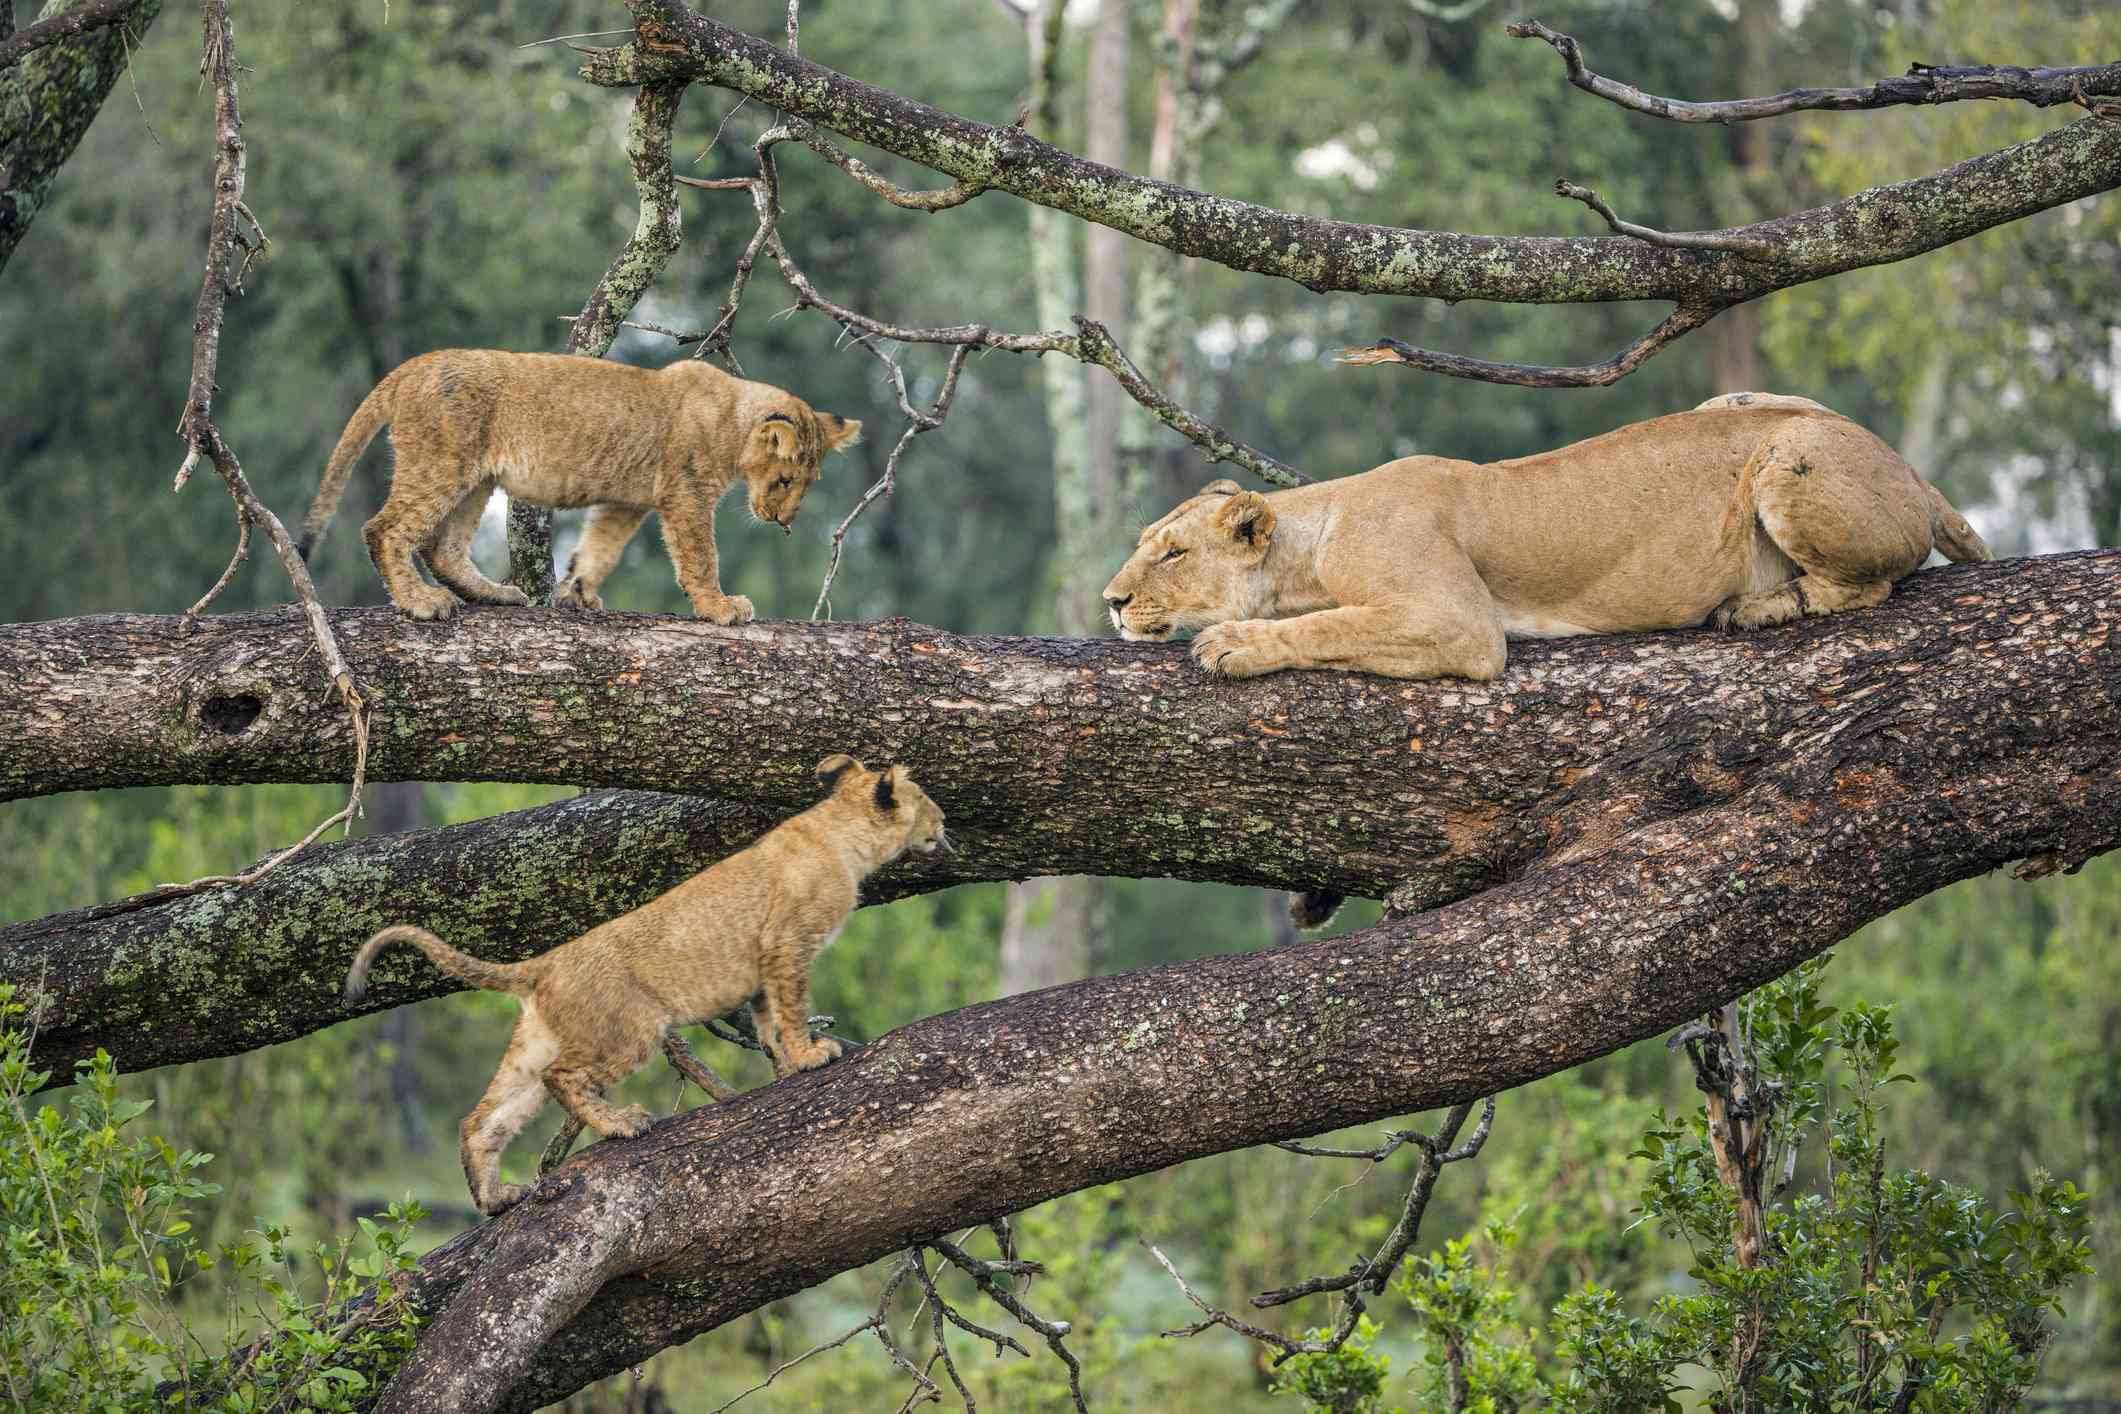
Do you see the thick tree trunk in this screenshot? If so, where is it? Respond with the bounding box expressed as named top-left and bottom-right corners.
top-left (5, 552), bottom-right (2116, 1084)
top-left (0, 0), bottom-right (164, 273)
top-left (330, 608), bottom-right (2120, 1411)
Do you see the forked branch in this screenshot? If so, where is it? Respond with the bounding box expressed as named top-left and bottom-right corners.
top-left (167, 0), bottom-right (369, 903)
top-left (1506, 18), bottom-right (2121, 123)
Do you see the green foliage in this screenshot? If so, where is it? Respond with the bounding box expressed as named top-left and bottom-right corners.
top-left (0, 986), bottom-right (425, 1411)
top-left (1271, 1316), bottom-right (1396, 1414)
top-left (1266, 962), bottom-right (2092, 1413)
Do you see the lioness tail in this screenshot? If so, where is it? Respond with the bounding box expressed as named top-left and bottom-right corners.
top-left (1925, 483), bottom-right (1990, 564)
top-left (300, 373), bottom-right (400, 560)
top-left (343, 925), bottom-right (538, 1003)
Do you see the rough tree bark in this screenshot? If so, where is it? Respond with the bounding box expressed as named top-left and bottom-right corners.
top-left (0, 0), bottom-right (163, 273)
top-left (6, 552), bottom-right (2116, 1082)
top-left (148, 544), bottom-right (2111, 1412)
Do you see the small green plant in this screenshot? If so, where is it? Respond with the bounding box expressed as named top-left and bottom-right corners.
top-left (0, 984), bottom-right (426, 1410)
top-left (1269, 1315), bottom-right (1396, 1414)
top-left (1399, 1220), bottom-right (1544, 1412)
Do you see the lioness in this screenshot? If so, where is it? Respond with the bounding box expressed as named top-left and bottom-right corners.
top-left (300, 349), bottom-right (861, 623)
top-left (342, 754), bottom-right (945, 1216)
top-left (1103, 393), bottom-right (1988, 682)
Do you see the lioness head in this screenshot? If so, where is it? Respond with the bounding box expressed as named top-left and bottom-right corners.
top-left (738, 401), bottom-right (862, 531)
top-left (1100, 479), bottom-right (1278, 641)
top-left (815, 754), bottom-right (949, 855)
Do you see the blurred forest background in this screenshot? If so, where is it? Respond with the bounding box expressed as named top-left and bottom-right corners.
top-left (2, 0), bottom-right (2117, 1407)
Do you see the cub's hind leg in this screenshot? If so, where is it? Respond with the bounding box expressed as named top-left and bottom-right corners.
top-left (364, 451), bottom-right (477, 621)
top-left (1713, 419), bottom-right (1934, 632)
top-left (459, 1024), bottom-right (556, 1215)
top-left (424, 479), bottom-right (530, 607)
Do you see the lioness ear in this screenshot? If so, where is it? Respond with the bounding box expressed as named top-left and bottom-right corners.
top-left (1214, 490), bottom-right (1277, 549)
top-left (1198, 478), bottom-right (1242, 498)
top-left (819, 413), bottom-right (863, 453)
top-left (816, 754), bottom-right (859, 791)
top-left (756, 412), bottom-right (799, 459)
top-left (873, 768), bottom-right (898, 810)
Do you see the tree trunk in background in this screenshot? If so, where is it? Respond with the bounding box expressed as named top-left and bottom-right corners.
top-left (1081, 0), bottom-right (1131, 541)
top-left (1708, 0), bottom-right (1776, 394)
top-left (1007, 0), bottom-right (1111, 994)
top-left (0, 0), bottom-right (165, 273)
top-left (364, 780), bottom-right (433, 1154)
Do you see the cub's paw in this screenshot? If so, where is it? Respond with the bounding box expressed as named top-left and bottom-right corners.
top-left (398, 583), bottom-right (461, 622)
top-left (1190, 620), bottom-right (1286, 678)
top-left (478, 1182), bottom-right (530, 1217)
top-left (788, 1037), bottom-right (844, 1074)
top-left (693, 593), bottom-right (756, 626)
top-left (554, 577), bottom-right (605, 612)
top-left (605, 1104), bottom-right (655, 1140)
top-left (485, 584), bottom-right (533, 608)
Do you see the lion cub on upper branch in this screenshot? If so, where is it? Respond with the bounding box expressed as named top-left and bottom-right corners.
top-left (1102, 393), bottom-right (1989, 681)
top-left (300, 349), bottom-right (861, 623)
top-left (342, 755), bottom-right (945, 1217)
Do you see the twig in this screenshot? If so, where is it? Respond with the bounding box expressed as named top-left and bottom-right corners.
top-left (1071, 315), bottom-right (1306, 486)
top-left (164, 0), bottom-right (368, 903)
top-left (813, 341), bottom-right (971, 619)
top-left (1338, 305), bottom-right (1718, 388)
top-left (1553, 180), bottom-right (1780, 260)
top-left (930, 1238), bottom-right (1086, 1412)
top-left (0, 0), bottom-right (145, 70)
top-left (1150, 1099), bottom-right (1497, 1364)
top-left (1507, 18), bottom-right (2121, 121)
top-left (705, 1312), bottom-right (886, 1413)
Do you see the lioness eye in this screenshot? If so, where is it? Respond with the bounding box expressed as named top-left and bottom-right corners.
top-left (1159, 547), bottom-right (1185, 564)
top-left (776, 476), bottom-right (791, 488)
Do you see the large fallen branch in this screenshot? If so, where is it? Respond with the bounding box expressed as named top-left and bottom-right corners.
top-left (291, 599), bottom-right (2119, 1410)
top-left (5, 552), bottom-right (2116, 1084)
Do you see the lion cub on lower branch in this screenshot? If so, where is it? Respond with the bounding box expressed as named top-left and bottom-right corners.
top-left (299, 349), bottom-right (861, 623)
top-left (342, 755), bottom-right (944, 1216)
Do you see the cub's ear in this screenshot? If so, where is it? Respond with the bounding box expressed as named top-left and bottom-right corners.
top-left (819, 413), bottom-right (863, 453)
top-left (756, 413), bottom-right (799, 459)
top-left (873, 767), bottom-right (898, 810)
top-left (816, 753), bottom-right (860, 791)
top-left (1213, 490), bottom-right (1277, 549)
top-left (1198, 478), bottom-right (1242, 498)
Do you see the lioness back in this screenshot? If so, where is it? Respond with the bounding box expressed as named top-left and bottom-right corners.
top-left (1103, 394), bottom-right (1987, 683)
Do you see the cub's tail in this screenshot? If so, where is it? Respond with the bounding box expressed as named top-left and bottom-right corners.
top-left (1291, 890), bottom-right (1346, 931)
top-left (343, 925), bottom-right (539, 1003)
top-left (300, 373), bottom-right (399, 560)
top-left (1924, 483), bottom-right (1991, 564)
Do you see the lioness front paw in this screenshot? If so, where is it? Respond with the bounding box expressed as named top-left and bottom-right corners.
top-left (1190, 620), bottom-right (1286, 678)
top-left (692, 593), bottom-right (755, 626)
top-left (555, 577), bottom-right (605, 612)
top-left (397, 583), bottom-right (461, 622)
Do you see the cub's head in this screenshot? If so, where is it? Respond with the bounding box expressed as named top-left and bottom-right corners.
top-left (1100, 479), bottom-right (1277, 641)
top-left (815, 754), bottom-right (948, 856)
top-left (716, 389), bottom-right (860, 531)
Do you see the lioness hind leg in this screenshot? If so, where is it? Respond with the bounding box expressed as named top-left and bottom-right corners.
top-left (424, 481), bottom-right (529, 607)
top-left (1715, 421), bottom-right (1933, 633)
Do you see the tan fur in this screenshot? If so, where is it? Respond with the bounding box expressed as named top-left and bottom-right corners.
top-left (1100, 395), bottom-right (1990, 682)
top-left (301, 349), bottom-right (861, 623)
top-left (342, 756), bottom-right (944, 1216)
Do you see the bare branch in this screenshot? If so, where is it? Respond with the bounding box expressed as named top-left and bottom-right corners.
top-left (0, 0), bottom-right (145, 70)
top-left (1337, 305), bottom-right (1718, 389)
top-left (1553, 180), bottom-right (1781, 259)
top-left (1507, 18), bottom-right (2121, 123)
top-left (168, 0), bottom-right (369, 901)
top-left (930, 1237), bottom-right (1087, 1412)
